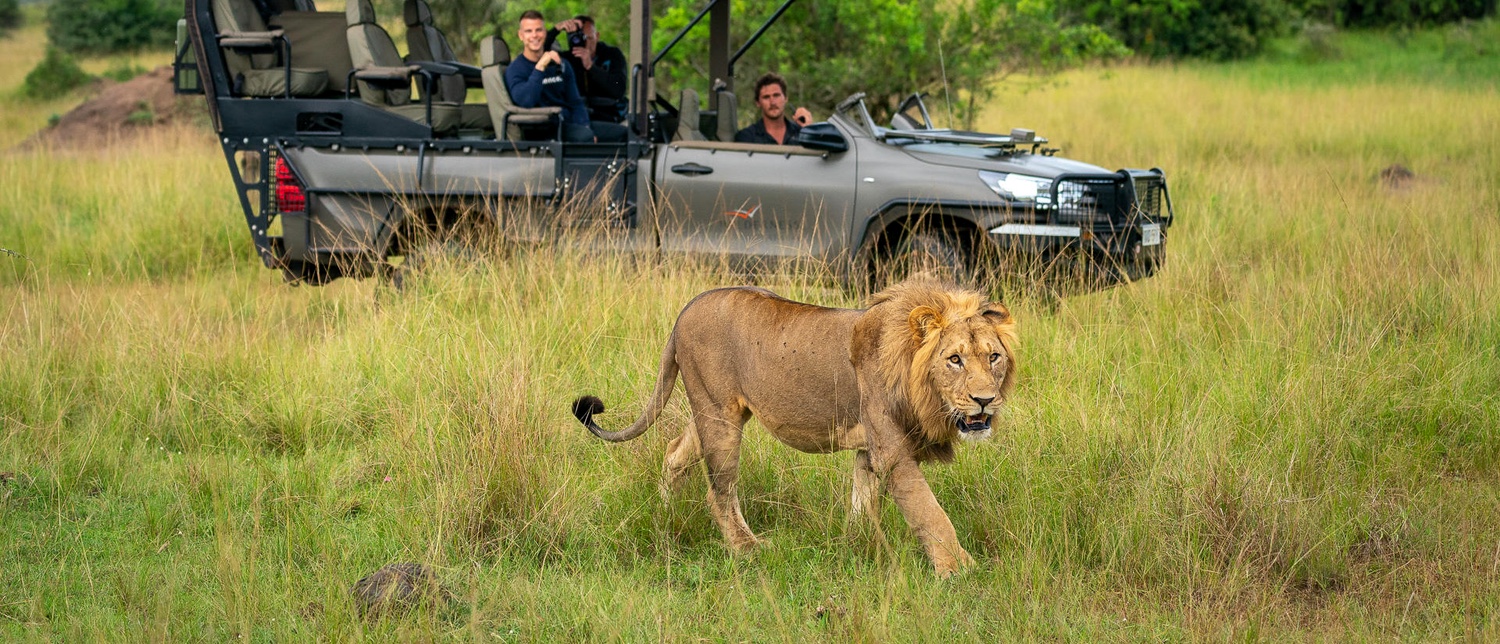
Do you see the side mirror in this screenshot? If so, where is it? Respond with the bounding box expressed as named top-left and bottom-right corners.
top-left (795, 122), bottom-right (848, 153)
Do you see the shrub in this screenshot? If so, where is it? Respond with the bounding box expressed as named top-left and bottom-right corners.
top-left (21, 47), bottom-right (94, 100)
top-left (0, 0), bottom-right (22, 35)
top-left (47, 0), bottom-right (177, 55)
top-left (1062, 0), bottom-right (1296, 60)
top-left (1291, 0), bottom-right (1496, 28)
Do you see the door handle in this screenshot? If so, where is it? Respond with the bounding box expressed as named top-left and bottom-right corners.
top-left (671, 163), bottom-right (713, 176)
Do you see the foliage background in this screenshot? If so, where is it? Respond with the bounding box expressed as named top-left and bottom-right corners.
top-left (0, 0), bottom-right (22, 35)
top-left (46, 0), bottom-right (177, 54)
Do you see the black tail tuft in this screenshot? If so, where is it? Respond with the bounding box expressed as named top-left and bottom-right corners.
top-left (572, 395), bottom-right (606, 425)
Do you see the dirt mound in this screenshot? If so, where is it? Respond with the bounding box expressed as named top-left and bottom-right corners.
top-left (1378, 163), bottom-right (1417, 189)
top-left (21, 66), bottom-right (207, 149)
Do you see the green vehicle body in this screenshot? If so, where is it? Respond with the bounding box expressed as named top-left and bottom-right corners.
top-left (177, 0), bottom-right (1174, 288)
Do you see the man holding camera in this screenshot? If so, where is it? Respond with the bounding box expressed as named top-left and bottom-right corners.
top-left (505, 10), bottom-right (627, 143)
top-left (735, 72), bottom-right (813, 145)
top-left (549, 15), bottom-right (628, 124)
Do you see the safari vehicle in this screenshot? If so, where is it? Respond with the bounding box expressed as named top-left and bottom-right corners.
top-left (175, 0), bottom-right (1174, 288)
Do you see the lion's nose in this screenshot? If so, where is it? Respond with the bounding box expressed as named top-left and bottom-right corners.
top-left (971, 396), bottom-right (994, 410)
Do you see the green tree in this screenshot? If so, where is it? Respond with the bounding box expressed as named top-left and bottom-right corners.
top-left (650, 0), bottom-right (1127, 128)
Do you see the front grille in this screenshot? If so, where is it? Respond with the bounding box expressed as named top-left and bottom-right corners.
top-left (1044, 170), bottom-right (1171, 227)
top-left (1052, 175), bottom-right (1120, 225)
top-left (1132, 176), bottom-right (1166, 220)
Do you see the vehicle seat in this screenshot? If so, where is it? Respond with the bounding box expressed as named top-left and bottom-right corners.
top-left (714, 89), bottom-right (737, 142)
top-left (403, 0), bottom-right (465, 103)
top-left (211, 0), bottom-right (328, 97)
top-left (345, 0), bottom-right (464, 132)
top-left (676, 88), bottom-right (706, 142)
top-left (479, 35), bottom-right (561, 141)
top-left (269, 10), bottom-right (354, 93)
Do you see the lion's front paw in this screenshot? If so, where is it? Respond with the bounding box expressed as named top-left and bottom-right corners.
top-left (727, 534), bottom-right (762, 555)
top-left (934, 547), bottom-right (977, 578)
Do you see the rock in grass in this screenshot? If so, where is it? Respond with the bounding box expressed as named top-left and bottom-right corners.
top-left (351, 563), bottom-right (451, 617)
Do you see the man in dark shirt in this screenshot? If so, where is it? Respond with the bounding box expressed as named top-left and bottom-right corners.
top-left (734, 72), bottom-right (813, 145)
top-left (548, 15), bottom-right (628, 123)
top-left (504, 10), bottom-right (626, 143)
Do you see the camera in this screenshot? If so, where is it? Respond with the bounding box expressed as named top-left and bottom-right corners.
top-left (566, 27), bottom-right (587, 49)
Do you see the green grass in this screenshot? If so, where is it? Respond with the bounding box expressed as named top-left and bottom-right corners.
top-left (1231, 18), bottom-right (1500, 88)
top-left (2, 19), bottom-right (1500, 640)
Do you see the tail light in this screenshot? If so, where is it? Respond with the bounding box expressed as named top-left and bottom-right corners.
top-left (274, 157), bottom-right (307, 214)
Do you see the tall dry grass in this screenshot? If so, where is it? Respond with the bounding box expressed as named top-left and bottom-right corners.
top-left (2, 26), bottom-right (1499, 640)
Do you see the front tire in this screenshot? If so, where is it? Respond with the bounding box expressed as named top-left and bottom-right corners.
top-left (870, 228), bottom-right (974, 292)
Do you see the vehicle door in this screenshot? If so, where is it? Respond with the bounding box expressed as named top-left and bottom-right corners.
top-left (654, 135), bottom-right (858, 268)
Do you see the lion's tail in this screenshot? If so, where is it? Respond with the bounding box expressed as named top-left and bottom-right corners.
top-left (572, 333), bottom-right (679, 442)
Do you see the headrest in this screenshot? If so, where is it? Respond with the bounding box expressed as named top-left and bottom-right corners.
top-left (402, 0), bottom-right (432, 27)
top-left (345, 0), bottom-right (377, 26)
top-left (480, 35), bottom-right (511, 67)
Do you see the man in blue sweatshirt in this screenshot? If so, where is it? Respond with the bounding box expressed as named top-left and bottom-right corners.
top-left (505, 10), bottom-right (627, 143)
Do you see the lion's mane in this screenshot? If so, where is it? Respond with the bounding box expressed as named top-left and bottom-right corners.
top-left (863, 280), bottom-right (1019, 455)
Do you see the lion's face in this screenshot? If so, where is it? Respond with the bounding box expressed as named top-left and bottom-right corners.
top-left (909, 303), bottom-right (1017, 443)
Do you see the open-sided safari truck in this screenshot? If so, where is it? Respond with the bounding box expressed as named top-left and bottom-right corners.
top-left (176, 0), bottom-right (1174, 288)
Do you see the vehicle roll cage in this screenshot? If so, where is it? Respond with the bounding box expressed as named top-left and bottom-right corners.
top-left (629, 0), bottom-right (799, 134)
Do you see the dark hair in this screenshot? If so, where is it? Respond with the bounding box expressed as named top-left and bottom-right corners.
top-left (753, 72), bottom-right (788, 99)
top-left (519, 9), bottom-right (544, 23)
top-left (573, 14), bottom-right (594, 26)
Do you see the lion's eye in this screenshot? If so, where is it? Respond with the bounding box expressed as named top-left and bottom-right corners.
top-left (948, 355), bottom-right (962, 366)
top-left (990, 353), bottom-right (1002, 364)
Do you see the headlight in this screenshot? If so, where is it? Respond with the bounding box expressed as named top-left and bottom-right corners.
top-left (979, 171), bottom-right (1052, 204)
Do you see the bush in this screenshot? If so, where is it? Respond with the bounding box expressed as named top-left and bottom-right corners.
top-left (0, 0), bottom-right (22, 35)
top-left (1062, 0), bottom-right (1296, 60)
top-left (22, 47), bottom-right (94, 100)
top-left (1291, 0), bottom-right (1496, 28)
top-left (47, 0), bottom-right (177, 55)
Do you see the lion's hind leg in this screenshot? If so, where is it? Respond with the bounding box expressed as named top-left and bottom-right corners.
top-left (692, 398), bottom-right (759, 553)
top-left (660, 428), bottom-right (702, 501)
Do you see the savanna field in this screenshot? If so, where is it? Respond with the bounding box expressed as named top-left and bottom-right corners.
top-left (2, 11), bottom-right (1499, 639)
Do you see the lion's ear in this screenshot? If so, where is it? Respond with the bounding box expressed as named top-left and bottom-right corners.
top-left (982, 304), bottom-right (1011, 324)
top-left (908, 305), bottom-right (946, 344)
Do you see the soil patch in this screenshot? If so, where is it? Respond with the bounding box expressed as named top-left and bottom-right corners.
top-left (20, 66), bottom-right (208, 149)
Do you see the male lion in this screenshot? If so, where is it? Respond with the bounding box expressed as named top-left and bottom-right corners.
top-left (571, 280), bottom-right (1017, 576)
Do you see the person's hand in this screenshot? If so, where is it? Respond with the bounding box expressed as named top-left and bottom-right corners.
top-left (536, 50), bottom-right (561, 71)
top-left (791, 106), bottom-right (813, 126)
top-left (555, 18), bottom-right (582, 33)
top-left (571, 47), bottom-right (593, 70)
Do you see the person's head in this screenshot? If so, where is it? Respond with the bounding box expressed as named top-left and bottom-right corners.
top-left (518, 10), bottom-right (547, 56)
top-left (753, 72), bottom-right (789, 122)
top-left (573, 15), bottom-right (598, 49)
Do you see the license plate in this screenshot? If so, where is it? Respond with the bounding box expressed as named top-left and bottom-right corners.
top-left (1141, 223), bottom-right (1162, 246)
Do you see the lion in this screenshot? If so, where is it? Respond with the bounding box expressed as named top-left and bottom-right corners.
top-left (571, 279), bottom-right (1018, 576)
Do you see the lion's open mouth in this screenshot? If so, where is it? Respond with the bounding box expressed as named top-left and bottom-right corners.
top-left (955, 413), bottom-right (992, 433)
